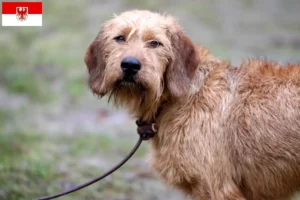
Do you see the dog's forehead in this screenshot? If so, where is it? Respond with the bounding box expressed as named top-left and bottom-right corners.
top-left (112, 10), bottom-right (175, 31)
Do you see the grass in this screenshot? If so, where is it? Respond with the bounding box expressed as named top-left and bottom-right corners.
top-left (66, 76), bottom-right (87, 98)
top-left (0, 67), bottom-right (49, 101)
top-left (0, 106), bottom-right (148, 200)
top-left (0, 115), bottom-right (58, 199)
top-left (0, 126), bottom-right (149, 200)
top-left (0, 107), bottom-right (57, 199)
top-left (182, 2), bottom-right (221, 29)
top-left (57, 132), bottom-right (147, 157)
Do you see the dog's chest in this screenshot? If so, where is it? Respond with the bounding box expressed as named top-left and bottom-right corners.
top-left (149, 106), bottom-right (224, 188)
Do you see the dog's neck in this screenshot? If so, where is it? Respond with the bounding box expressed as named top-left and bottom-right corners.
top-left (138, 46), bottom-right (224, 123)
top-left (137, 93), bottom-right (169, 123)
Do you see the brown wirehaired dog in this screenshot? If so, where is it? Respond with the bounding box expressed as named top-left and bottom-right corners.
top-left (84, 10), bottom-right (300, 200)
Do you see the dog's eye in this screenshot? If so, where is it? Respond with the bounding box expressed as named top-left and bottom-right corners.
top-left (149, 40), bottom-right (162, 48)
top-left (114, 35), bottom-right (126, 42)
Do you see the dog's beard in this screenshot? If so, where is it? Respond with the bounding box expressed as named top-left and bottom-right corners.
top-left (95, 76), bottom-right (164, 121)
top-left (107, 78), bottom-right (147, 108)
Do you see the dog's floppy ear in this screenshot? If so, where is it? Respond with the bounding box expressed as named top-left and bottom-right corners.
top-left (84, 30), bottom-right (107, 96)
top-left (166, 29), bottom-right (200, 97)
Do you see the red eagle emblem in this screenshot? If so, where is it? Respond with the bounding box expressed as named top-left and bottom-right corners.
top-left (16, 7), bottom-right (28, 21)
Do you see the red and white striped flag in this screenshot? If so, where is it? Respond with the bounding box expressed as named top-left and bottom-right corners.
top-left (2, 1), bottom-right (42, 26)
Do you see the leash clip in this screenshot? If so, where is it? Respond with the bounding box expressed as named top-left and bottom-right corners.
top-left (151, 123), bottom-right (158, 132)
top-left (136, 120), bottom-right (158, 140)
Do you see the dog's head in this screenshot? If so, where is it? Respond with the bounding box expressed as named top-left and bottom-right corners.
top-left (85, 10), bottom-right (200, 120)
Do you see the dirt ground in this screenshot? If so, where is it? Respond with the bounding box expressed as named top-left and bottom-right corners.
top-left (0, 0), bottom-right (300, 199)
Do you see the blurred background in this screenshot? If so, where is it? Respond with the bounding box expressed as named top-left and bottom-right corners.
top-left (0, 0), bottom-right (300, 199)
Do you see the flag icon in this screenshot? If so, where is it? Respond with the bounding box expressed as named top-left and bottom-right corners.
top-left (2, 2), bottom-right (42, 26)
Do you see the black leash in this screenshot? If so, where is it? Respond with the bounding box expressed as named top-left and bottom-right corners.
top-left (36, 120), bottom-right (157, 200)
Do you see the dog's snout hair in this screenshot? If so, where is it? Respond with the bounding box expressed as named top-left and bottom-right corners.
top-left (85, 10), bottom-right (300, 200)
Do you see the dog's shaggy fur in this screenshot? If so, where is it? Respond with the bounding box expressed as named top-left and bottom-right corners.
top-left (84, 10), bottom-right (300, 200)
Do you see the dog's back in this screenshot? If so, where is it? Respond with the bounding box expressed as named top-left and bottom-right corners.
top-left (226, 59), bottom-right (300, 199)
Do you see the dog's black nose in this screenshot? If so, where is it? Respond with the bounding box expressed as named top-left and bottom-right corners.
top-left (121, 57), bottom-right (141, 76)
